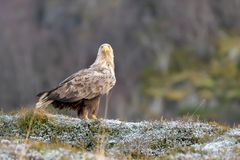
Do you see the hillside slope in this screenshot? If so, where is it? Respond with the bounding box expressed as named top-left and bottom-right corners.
top-left (0, 112), bottom-right (239, 159)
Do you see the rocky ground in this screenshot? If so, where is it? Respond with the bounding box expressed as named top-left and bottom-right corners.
top-left (0, 111), bottom-right (239, 159)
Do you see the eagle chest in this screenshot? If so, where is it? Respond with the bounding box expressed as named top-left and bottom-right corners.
top-left (94, 73), bottom-right (116, 95)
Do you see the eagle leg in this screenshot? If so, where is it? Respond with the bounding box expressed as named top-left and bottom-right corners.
top-left (77, 106), bottom-right (88, 120)
top-left (91, 96), bottom-right (100, 120)
top-left (83, 109), bottom-right (89, 120)
top-left (83, 96), bottom-right (100, 120)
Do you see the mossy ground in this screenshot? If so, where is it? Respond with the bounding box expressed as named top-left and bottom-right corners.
top-left (0, 109), bottom-right (239, 159)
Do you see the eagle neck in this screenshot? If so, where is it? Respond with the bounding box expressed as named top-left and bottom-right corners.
top-left (91, 59), bottom-right (115, 76)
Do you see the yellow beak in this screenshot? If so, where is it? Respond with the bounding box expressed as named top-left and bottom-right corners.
top-left (102, 46), bottom-right (110, 56)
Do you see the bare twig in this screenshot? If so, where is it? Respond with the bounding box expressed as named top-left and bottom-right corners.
top-left (104, 92), bottom-right (110, 119)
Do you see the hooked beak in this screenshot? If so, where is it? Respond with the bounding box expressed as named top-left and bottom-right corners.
top-left (102, 46), bottom-right (110, 56)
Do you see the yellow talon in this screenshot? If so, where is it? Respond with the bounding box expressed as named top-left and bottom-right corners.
top-left (84, 115), bottom-right (89, 120)
top-left (92, 115), bottom-right (97, 120)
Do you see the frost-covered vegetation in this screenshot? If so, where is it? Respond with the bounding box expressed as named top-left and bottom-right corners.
top-left (0, 110), bottom-right (239, 159)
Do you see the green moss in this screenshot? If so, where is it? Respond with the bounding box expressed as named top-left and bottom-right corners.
top-left (1, 112), bottom-right (239, 159)
top-left (30, 141), bottom-right (83, 153)
top-left (172, 146), bottom-right (199, 155)
top-left (0, 116), bottom-right (19, 139)
top-left (59, 157), bottom-right (70, 160)
top-left (229, 135), bottom-right (240, 143)
top-left (158, 146), bottom-right (206, 159)
top-left (17, 109), bottom-right (49, 132)
top-left (15, 110), bottom-right (98, 151)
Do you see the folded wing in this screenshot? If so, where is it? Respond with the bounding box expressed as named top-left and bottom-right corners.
top-left (46, 68), bottom-right (115, 102)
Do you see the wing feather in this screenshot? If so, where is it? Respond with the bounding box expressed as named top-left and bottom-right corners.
top-left (47, 68), bottom-right (115, 102)
top-left (59, 72), bottom-right (78, 86)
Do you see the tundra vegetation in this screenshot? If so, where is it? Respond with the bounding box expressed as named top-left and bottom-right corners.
top-left (0, 109), bottom-right (239, 159)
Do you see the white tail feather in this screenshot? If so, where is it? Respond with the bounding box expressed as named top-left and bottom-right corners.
top-left (35, 100), bottom-right (53, 109)
top-left (35, 93), bottom-right (53, 109)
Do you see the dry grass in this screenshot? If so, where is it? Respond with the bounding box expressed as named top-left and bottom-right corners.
top-left (0, 104), bottom-right (236, 159)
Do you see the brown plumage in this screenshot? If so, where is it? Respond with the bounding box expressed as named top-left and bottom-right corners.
top-left (36, 43), bottom-right (116, 119)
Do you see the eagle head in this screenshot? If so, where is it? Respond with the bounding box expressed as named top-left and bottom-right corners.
top-left (99, 43), bottom-right (114, 60)
top-left (92, 43), bottom-right (114, 70)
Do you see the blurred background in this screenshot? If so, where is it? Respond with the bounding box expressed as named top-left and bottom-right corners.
top-left (0, 0), bottom-right (240, 124)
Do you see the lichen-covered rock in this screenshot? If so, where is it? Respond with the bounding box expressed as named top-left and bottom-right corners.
top-left (0, 112), bottom-right (239, 159)
top-left (0, 139), bottom-right (105, 160)
top-left (165, 129), bottom-right (240, 160)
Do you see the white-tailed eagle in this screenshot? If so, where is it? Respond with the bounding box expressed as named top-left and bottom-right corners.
top-left (36, 43), bottom-right (116, 120)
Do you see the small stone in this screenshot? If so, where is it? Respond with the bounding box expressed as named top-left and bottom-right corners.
top-left (15, 144), bottom-right (27, 155)
top-left (1, 139), bottom-right (11, 145)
